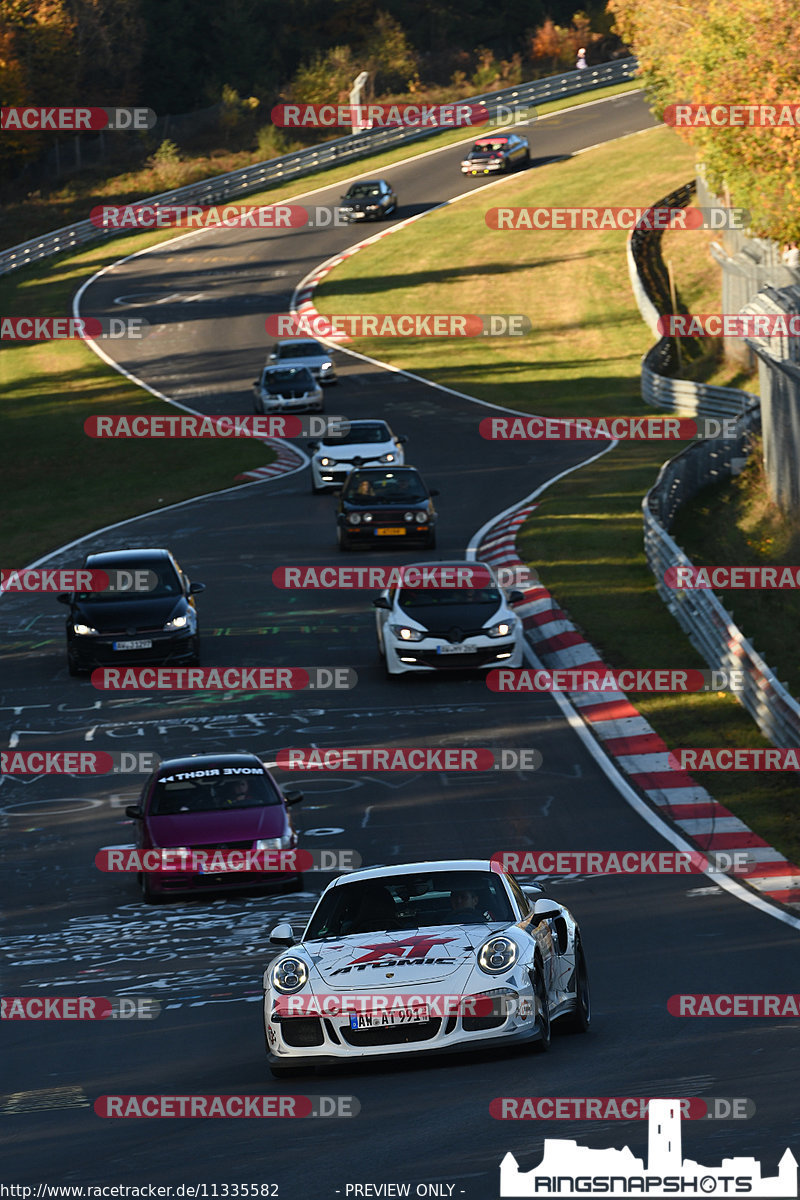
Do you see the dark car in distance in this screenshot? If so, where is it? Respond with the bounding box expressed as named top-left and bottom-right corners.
top-left (339, 179), bottom-right (397, 222)
top-left (58, 547), bottom-right (204, 676)
top-left (337, 466), bottom-right (438, 551)
top-left (460, 133), bottom-right (530, 175)
top-left (125, 753), bottom-right (304, 903)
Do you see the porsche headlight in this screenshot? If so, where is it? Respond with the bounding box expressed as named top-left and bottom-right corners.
top-left (486, 620), bottom-right (514, 639)
top-left (478, 936), bottom-right (518, 975)
top-left (271, 956), bottom-right (309, 994)
top-left (390, 625), bottom-right (424, 642)
top-left (73, 623), bottom-right (98, 636)
top-left (163, 614), bottom-right (189, 631)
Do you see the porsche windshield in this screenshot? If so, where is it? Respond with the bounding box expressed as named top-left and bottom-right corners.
top-left (305, 871), bottom-right (515, 938)
top-left (150, 770), bottom-right (281, 814)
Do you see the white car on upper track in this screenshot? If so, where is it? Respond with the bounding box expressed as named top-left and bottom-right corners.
top-left (262, 859), bottom-right (590, 1076)
top-left (308, 419), bottom-right (407, 493)
top-left (373, 560), bottom-right (525, 675)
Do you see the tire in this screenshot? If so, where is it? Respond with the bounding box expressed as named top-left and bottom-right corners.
top-left (185, 637), bottom-right (201, 668)
top-left (531, 963), bottom-right (551, 1053)
top-left (337, 526), bottom-right (352, 552)
top-left (139, 872), bottom-right (160, 905)
top-left (561, 941), bottom-right (591, 1033)
top-left (521, 149), bottom-right (530, 168)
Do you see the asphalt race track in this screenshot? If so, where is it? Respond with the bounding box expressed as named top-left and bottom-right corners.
top-left (2, 92), bottom-right (799, 1197)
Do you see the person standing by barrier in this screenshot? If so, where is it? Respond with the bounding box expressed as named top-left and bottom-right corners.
top-left (576, 47), bottom-right (588, 69)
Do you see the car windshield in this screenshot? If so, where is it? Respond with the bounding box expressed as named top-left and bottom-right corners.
top-left (305, 871), bottom-right (515, 938)
top-left (150, 769), bottom-right (281, 815)
top-left (75, 562), bottom-right (182, 602)
top-left (398, 587), bottom-right (502, 608)
top-left (473, 141), bottom-right (506, 153)
top-left (344, 471), bottom-right (427, 505)
top-left (276, 342), bottom-right (324, 359)
top-left (265, 368), bottom-right (314, 390)
top-left (347, 185), bottom-right (381, 198)
top-left (321, 423), bottom-right (390, 446)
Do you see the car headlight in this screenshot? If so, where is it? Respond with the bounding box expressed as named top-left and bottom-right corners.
top-left (486, 620), bottom-right (515, 639)
top-left (366, 204), bottom-right (379, 211)
top-left (404, 511), bottom-right (415, 522)
top-left (271, 956), bottom-right (309, 994)
top-left (320, 362), bottom-right (333, 374)
top-left (414, 512), bottom-right (428, 524)
top-left (319, 457), bottom-right (332, 466)
top-left (362, 512), bottom-right (373, 523)
top-left (478, 936), bottom-right (519, 975)
top-left (347, 513), bottom-right (363, 525)
top-left (379, 453), bottom-right (395, 463)
top-left (256, 835), bottom-right (293, 850)
top-left (163, 614), bottom-right (189, 631)
top-left (390, 624), bottom-right (425, 642)
top-left (72, 623), bottom-right (98, 636)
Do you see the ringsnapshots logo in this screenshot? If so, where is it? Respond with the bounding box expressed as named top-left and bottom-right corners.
top-left (266, 313), bottom-right (530, 340)
top-left (486, 206), bottom-right (748, 231)
top-left (276, 747), bottom-right (542, 771)
top-left (0, 568), bottom-right (157, 594)
top-left (84, 415), bottom-right (350, 440)
top-left (1, 750), bottom-right (159, 776)
top-left (499, 1098), bottom-right (797, 1197)
top-left (1, 996), bottom-right (160, 1020)
top-left (479, 416), bottom-right (742, 441)
top-left (1, 317), bottom-right (150, 341)
top-left (1, 107), bottom-right (156, 131)
top-left (272, 564), bottom-right (537, 590)
top-left (90, 667), bottom-right (356, 691)
top-left (94, 1095), bottom-right (359, 1118)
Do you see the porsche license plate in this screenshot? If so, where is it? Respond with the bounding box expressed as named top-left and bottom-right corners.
top-left (376, 527), bottom-right (406, 536)
top-left (112, 640), bottom-right (153, 650)
top-left (350, 1005), bottom-right (429, 1029)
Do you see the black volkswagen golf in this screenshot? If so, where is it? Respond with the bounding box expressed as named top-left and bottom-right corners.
top-left (336, 466), bottom-right (438, 550)
top-left (58, 547), bottom-right (204, 675)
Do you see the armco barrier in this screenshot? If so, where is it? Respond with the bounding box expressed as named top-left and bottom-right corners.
top-left (0, 59), bottom-right (637, 277)
top-left (627, 180), bottom-right (758, 419)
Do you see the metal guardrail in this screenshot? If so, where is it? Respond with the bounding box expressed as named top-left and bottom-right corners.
top-left (628, 180), bottom-right (758, 418)
top-left (642, 405), bottom-right (800, 748)
top-left (0, 59), bottom-right (638, 277)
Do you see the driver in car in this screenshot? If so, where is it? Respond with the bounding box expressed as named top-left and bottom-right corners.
top-left (450, 887), bottom-right (483, 922)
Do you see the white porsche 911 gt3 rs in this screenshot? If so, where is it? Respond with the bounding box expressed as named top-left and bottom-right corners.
top-left (262, 860), bottom-right (590, 1076)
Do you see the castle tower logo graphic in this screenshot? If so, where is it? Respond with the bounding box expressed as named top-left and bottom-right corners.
top-left (500, 1099), bottom-right (798, 1197)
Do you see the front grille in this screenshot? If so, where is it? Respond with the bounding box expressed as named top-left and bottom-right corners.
top-left (341, 1019), bottom-right (441, 1047)
top-left (281, 1018), bottom-right (324, 1047)
top-left (462, 1012), bottom-right (507, 1032)
top-left (408, 648), bottom-right (510, 669)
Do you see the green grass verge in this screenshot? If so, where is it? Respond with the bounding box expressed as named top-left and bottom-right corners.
top-left (311, 122), bottom-right (800, 869)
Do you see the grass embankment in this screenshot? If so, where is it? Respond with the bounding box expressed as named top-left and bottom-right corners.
top-left (0, 80), bottom-right (640, 569)
top-left (312, 122), bottom-right (800, 867)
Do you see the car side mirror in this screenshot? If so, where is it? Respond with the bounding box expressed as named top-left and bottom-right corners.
top-left (533, 898), bottom-right (561, 923)
top-left (509, 590), bottom-right (525, 604)
top-left (429, 488), bottom-right (440, 498)
top-left (397, 435), bottom-right (408, 444)
top-left (270, 923), bottom-right (295, 946)
top-left (307, 441), bottom-right (320, 451)
top-left (125, 805), bottom-right (143, 820)
top-left (283, 790), bottom-right (303, 806)
top-left (373, 596), bottom-right (391, 610)
top-left (189, 581), bottom-right (205, 594)
top-left (57, 593), bottom-right (71, 605)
